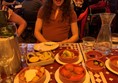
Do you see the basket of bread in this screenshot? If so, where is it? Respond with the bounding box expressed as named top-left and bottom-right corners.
top-left (14, 66), bottom-right (46, 83)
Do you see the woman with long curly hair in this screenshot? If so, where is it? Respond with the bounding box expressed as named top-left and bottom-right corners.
top-left (34, 0), bottom-right (79, 43)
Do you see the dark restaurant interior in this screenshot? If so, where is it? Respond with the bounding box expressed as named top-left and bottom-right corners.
top-left (0, 0), bottom-right (118, 83)
top-left (1, 0), bottom-right (118, 43)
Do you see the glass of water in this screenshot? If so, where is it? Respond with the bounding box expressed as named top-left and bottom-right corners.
top-left (82, 36), bottom-right (95, 51)
top-left (19, 43), bottom-right (27, 62)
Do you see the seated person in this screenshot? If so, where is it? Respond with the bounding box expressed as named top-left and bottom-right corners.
top-left (21, 0), bottom-right (43, 43)
top-left (17, 0), bottom-right (24, 3)
top-left (1, 6), bottom-right (27, 37)
top-left (72, 0), bottom-right (88, 40)
top-left (22, 0), bottom-right (43, 22)
top-left (2, 0), bottom-right (20, 9)
top-left (34, 0), bottom-right (79, 44)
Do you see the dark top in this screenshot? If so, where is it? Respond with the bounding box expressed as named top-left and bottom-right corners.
top-left (3, 0), bottom-right (14, 2)
top-left (22, 0), bottom-right (42, 12)
top-left (22, 0), bottom-right (42, 21)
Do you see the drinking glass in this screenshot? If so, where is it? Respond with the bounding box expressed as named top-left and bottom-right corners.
top-left (19, 43), bottom-right (27, 62)
top-left (82, 36), bottom-right (95, 52)
top-left (82, 36), bottom-right (95, 46)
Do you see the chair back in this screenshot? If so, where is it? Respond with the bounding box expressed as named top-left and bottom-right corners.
top-left (78, 0), bottom-right (111, 40)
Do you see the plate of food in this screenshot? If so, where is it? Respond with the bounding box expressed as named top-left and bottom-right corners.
top-left (34, 42), bottom-right (59, 51)
top-left (14, 66), bottom-right (50, 83)
top-left (26, 51), bottom-right (54, 66)
top-left (105, 56), bottom-right (118, 75)
top-left (55, 49), bottom-right (83, 65)
top-left (55, 64), bottom-right (90, 83)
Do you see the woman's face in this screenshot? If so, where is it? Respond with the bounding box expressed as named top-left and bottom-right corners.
top-left (53, 0), bottom-right (64, 6)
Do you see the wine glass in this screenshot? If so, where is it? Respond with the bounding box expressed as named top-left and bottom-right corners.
top-left (0, 37), bottom-right (14, 82)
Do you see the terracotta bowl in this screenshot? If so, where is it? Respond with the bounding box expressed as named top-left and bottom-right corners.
top-left (85, 59), bottom-right (105, 72)
top-left (18, 66), bottom-right (46, 83)
top-left (86, 50), bottom-right (103, 59)
top-left (109, 56), bottom-right (118, 72)
top-left (58, 49), bottom-right (79, 63)
top-left (59, 64), bottom-right (86, 83)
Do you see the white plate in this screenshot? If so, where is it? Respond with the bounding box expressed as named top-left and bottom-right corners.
top-left (55, 68), bottom-right (90, 83)
top-left (34, 42), bottom-right (59, 51)
top-left (112, 44), bottom-right (118, 49)
top-left (55, 53), bottom-right (83, 65)
top-left (15, 5), bottom-right (22, 9)
top-left (14, 69), bottom-right (50, 83)
top-left (105, 59), bottom-right (118, 75)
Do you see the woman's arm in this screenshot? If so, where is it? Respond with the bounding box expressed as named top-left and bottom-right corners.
top-left (61, 22), bottom-right (79, 43)
top-left (34, 18), bottom-right (47, 42)
top-left (9, 11), bottom-right (27, 37)
top-left (2, 0), bottom-right (16, 6)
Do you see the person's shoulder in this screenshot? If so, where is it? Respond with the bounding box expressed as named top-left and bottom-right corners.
top-left (38, 6), bottom-right (44, 11)
top-left (37, 6), bottom-right (44, 18)
top-left (70, 5), bottom-right (76, 12)
top-left (8, 8), bottom-right (14, 19)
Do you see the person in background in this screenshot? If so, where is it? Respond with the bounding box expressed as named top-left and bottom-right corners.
top-left (22, 0), bottom-right (43, 13)
top-left (34, 0), bottom-right (79, 43)
top-left (2, 0), bottom-right (20, 9)
top-left (2, 0), bottom-right (16, 6)
top-left (17, 0), bottom-right (24, 3)
top-left (22, 0), bottom-right (43, 21)
top-left (72, 0), bottom-right (88, 19)
top-left (21, 0), bottom-right (43, 43)
top-left (1, 6), bottom-right (27, 37)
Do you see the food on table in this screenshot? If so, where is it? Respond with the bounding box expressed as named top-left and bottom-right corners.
top-left (93, 60), bottom-right (104, 66)
top-left (86, 50), bottom-right (103, 59)
top-left (18, 66), bottom-right (46, 83)
top-left (27, 51), bottom-right (54, 63)
top-left (109, 56), bottom-right (118, 72)
top-left (59, 64), bottom-right (86, 83)
top-left (29, 56), bottom-right (40, 63)
top-left (85, 59), bottom-right (105, 72)
top-left (58, 49), bottom-right (79, 63)
top-left (27, 52), bottom-right (35, 59)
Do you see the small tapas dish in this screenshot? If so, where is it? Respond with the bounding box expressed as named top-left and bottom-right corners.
top-left (105, 59), bottom-right (118, 75)
top-left (109, 56), bottom-right (118, 72)
top-left (58, 49), bottom-right (79, 63)
top-left (85, 59), bottom-right (105, 72)
top-left (85, 50), bottom-right (103, 59)
top-left (59, 63), bottom-right (86, 83)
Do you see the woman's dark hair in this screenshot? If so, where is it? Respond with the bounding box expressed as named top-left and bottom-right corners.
top-left (42, 0), bottom-right (72, 22)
